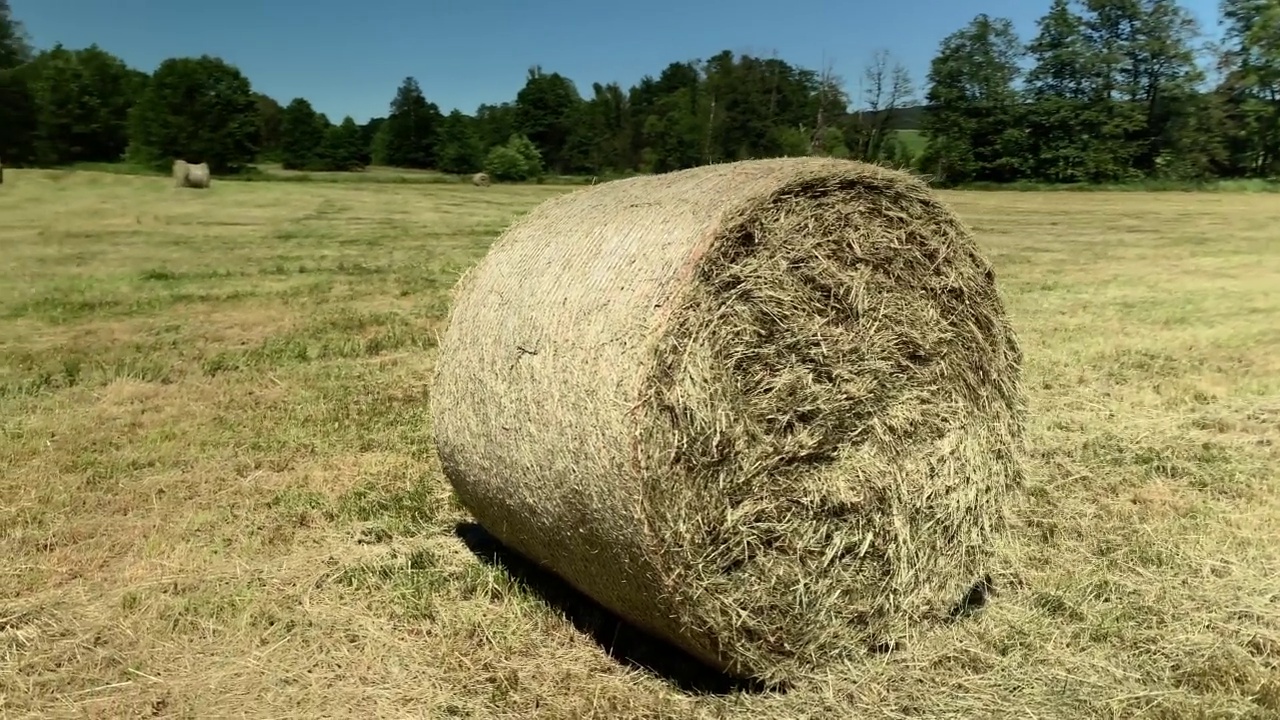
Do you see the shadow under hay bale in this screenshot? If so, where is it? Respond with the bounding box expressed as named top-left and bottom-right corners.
top-left (453, 521), bottom-right (773, 696)
top-left (431, 156), bottom-right (1027, 685)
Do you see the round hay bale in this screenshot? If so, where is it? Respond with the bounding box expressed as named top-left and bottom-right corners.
top-left (171, 159), bottom-right (189, 187)
top-left (184, 162), bottom-right (211, 189)
top-left (172, 159), bottom-right (211, 189)
top-left (471, 172), bottom-right (491, 187)
top-left (430, 157), bottom-right (1026, 682)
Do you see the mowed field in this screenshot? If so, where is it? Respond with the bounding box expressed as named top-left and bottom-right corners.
top-left (1, 169), bottom-right (1278, 719)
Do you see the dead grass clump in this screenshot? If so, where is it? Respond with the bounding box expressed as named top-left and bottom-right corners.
top-left (471, 172), bottom-right (491, 187)
top-left (173, 159), bottom-right (211, 189)
top-left (430, 157), bottom-right (1027, 683)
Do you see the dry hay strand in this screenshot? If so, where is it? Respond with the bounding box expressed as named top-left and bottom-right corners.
top-left (173, 159), bottom-right (211, 189)
top-left (471, 172), bottom-right (491, 187)
top-left (430, 157), bottom-right (1027, 684)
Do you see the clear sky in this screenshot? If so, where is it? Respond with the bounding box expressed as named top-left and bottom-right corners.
top-left (11, 0), bottom-right (1225, 124)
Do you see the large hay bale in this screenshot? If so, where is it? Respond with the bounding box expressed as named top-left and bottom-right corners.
top-left (471, 172), bottom-right (491, 187)
top-left (172, 159), bottom-right (211, 189)
top-left (430, 157), bottom-right (1026, 682)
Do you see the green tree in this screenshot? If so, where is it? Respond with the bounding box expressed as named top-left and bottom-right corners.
top-left (0, 67), bottom-right (36, 164)
top-left (24, 44), bottom-right (141, 165)
top-left (1219, 0), bottom-right (1280, 175)
top-left (626, 75), bottom-right (665, 168)
top-left (921, 14), bottom-right (1027, 183)
top-left (514, 67), bottom-right (582, 173)
top-left (483, 146), bottom-right (525, 181)
top-left (565, 82), bottom-right (631, 174)
top-left (0, 0), bottom-right (35, 164)
top-left (435, 109), bottom-right (485, 174)
top-left (509, 133), bottom-right (543, 177)
top-left (1130, 0), bottom-right (1209, 177)
top-left (128, 55), bottom-right (259, 174)
top-left (715, 53), bottom-right (828, 162)
top-left (0, 0), bottom-right (32, 70)
top-left (381, 76), bottom-right (442, 168)
top-left (279, 97), bottom-right (327, 170)
top-left (1080, 0), bottom-right (1204, 177)
top-left (484, 133), bottom-right (542, 181)
top-left (320, 116), bottom-right (364, 171)
top-left (808, 63), bottom-right (853, 159)
top-left (255, 93), bottom-right (284, 162)
top-left (641, 85), bottom-right (708, 172)
top-left (852, 50), bottom-right (916, 163)
top-left (474, 102), bottom-right (517, 150)
top-left (632, 60), bottom-right (708, 172)
top-left (1024, 0), bottom-right (1121, 181)
top-left (370, 122), bottom-right (392, 166)
top-left (811, 126), bottom-right (851, 159)
top-left (358, 117), bottom-right (384, 166)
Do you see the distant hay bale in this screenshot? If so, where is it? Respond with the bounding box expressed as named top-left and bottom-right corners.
top-left (172, 160), bottom-right (211, 189)
top-left (471, 172), bottom-right (491, 187)
top-left (430, 157), bottom-right (1027, 683)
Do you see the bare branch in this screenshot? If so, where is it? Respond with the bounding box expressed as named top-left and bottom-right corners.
top-left (888, 62), bottom-right (915, 112)
top-left (863, 49), bottom-right (889, 112)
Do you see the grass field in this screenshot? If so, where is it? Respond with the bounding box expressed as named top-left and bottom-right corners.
top-left (64, 162), bottom-right (609, 187)
top-left (2, 169), bottom-right (1278, 719)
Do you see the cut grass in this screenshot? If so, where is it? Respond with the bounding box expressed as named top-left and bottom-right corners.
top-left (59, 161), bottom-right (612, 186)
top-left (1, 169), bottom-right (1278, 718)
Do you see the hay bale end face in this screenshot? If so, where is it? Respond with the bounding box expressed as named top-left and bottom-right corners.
top-left (430, 157), bottom-right (1027, 682)
top-left (172, 160), bottom-right (211, 189)
top-left (471, 172), bottom-right (491, 187)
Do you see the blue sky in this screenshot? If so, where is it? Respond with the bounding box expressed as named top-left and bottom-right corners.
top-left (12, 0), bottom-right (1225, 124)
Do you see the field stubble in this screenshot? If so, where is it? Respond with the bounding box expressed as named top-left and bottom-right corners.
top-left (0, 170), bottom-right (1277, 718)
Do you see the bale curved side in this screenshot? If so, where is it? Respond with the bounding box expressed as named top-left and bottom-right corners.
top-left (184, 162), bottom-right (211, 189)
top-left (430, 157), bottom-right (1026, 682)
top-left (172, 159), bottom-right (190, 187)
top-left (172, 160), bottom-right (210, 189)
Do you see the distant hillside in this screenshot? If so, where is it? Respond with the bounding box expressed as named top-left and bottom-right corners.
top-left (849, 104), bottom-right (926, 131)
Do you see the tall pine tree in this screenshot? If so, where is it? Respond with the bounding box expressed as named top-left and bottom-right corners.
top-left (320, 116), bottom-right (364, 171)
top-left (435, 109), bottom-right (485, 174)
top-left (279, 97), bottom-right (327, 170)
top-left (0, 0), bottom-right (35, 164)
top-left (380, 77), bottom-right (442, 169)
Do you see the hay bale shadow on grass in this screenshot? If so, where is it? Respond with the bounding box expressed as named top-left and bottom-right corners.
top-left (452, 521), bottom-right (774, 696)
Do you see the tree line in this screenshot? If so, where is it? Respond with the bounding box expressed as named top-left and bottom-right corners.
top-left (0, 0), bottom-right (1276, 185)
top-left (924, 0), bottom-right (1279, 184)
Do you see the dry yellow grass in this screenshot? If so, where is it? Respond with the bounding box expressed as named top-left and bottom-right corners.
top-left (1, 169), bottom-right (1278, 719)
